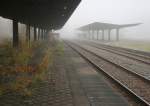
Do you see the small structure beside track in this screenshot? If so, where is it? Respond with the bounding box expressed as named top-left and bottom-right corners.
top-left (77, 22), bottom-right (141, 41)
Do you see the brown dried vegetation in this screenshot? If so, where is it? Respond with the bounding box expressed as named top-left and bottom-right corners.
top-left (0, 40), bottom-right (53, 96)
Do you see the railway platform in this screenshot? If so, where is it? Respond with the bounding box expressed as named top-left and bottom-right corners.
top-left (0, 42), bottom-right (132, 106)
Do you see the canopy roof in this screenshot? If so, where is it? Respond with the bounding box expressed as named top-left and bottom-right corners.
top-left (0, 0), bottom-right (81, 30)
top-left (78, 22), bottom-right (141, 31)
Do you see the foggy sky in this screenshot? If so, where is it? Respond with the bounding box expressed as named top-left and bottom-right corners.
top-left (61, 0), bottom-right (150, 40)
top-left (0, 0), bottom-right (150, 41)
top-left (0, 17), bottom-right (12, 40)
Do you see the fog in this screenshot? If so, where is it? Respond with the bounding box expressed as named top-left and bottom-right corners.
top-left (61, 0), bottom-right (150, 41)
top-left (0, 17), bottom-right (12, 41)
top-left (0, 17), bottom-right (35, 43)
top-left (0, 0), bottom-right (150, 41)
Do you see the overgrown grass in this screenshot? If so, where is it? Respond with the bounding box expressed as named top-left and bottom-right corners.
top-left (54, 41), bottom-right (64, 56)
top-left (0, 39), bottom-right (53, 96)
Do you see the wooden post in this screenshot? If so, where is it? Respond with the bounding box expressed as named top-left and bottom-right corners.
top-left (13, 20), bottom-right (19, 47)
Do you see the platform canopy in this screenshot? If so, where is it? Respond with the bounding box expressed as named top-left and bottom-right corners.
top-left (0, 0), bottom-right (81, 30)
top-left (78, 22), bottom-right (141, 31)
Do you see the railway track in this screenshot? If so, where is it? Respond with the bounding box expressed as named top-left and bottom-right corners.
top-left (65, 40), bottom-right (150, 106)
top-left (82, 40), bottom-right (150, 65)
top-left (75, 40), bottom-right (150, 81)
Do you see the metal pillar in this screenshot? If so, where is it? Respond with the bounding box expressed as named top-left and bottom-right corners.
top-left (108, 29), bottom-right (111, 41)
top-left (86, 31), bottom-right (88, 39)
top-left (42, 29), bottom-right (44, 40)
top-left (34, 27), bottom-right (37, 41)
top-left (13, 20), bottom-right (19, 47)
top-left (88, 27), bottom-right (91, 40)
top-left (102, 30), bottom-right (104, 41)
top-left (38, 28), bottom-right (40, 40)
top-left (92, 30), bottom-right (94, 40)
top-left (88, 30), bottom-right (91, 39)
top-left (26, 25), bottom-right (28, 41)
top-left (44, 30), bottom-right (46, 40)
top-left (40, 29), bottom-right (42, 40)
top-left (26, 25), bottom-right (31, 41)
top-left (45, 30), bottom-right (47, 39)
top-left (41, 29), bottom-right (43, 40)
top-left (43, 30), bottom-right (45, 40)
top-left (28, 25), bottom-right (30, 41)
top-left (40, 28), bottom-right (41, 40)
top-left (116, 28), bottom-right (120, 41)
top-left (43, 30), bottom-right (44, 39)
top-left (97, 30), bottom-right (99, 40)
top-left (43, 29), bottom-right (44, 39)
top-left (45, 30), bottom-right (48, 39)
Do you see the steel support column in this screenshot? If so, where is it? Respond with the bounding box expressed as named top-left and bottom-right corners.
top-left (40, 28), bottom-right (42, 40)
top-left (38, 28), bottom-right (40, 40)
top-left (42, 29), bottom-right (44, 40)
top-left (43, 29), bottom-right (45, 40)
top-left (116, 28), bottom-right (120, 41)
top-left (88, 30), bottom-right (91, 39)
top-left (45, 30), bottom-right (48, 39)
top-left (41, 29), bottom-right (43, 40)
top-left (43, 30), bottom-right (45, 40)
top-left (102, 30), bottom-right (104, 41)
top-left (86, 31), bottom-right (88, 39)
top-left (13, 20), bottom-right (19, 47)
top-left (28, 25), bottom-right (30, 41)
top-left (92, 30), bottom-right (94, 40)
top-left (108, 29), bottom-right (111, 41)
top-left (97, 30), bottom-right (99, 40)
top-left (34, 27), bottom-right (37, 41)
top-left (44, 30), bottom-right (46, 39)
top-left (26, 25), bottom-right (29, 42)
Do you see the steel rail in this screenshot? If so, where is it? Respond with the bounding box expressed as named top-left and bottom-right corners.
top-left (65, 40), bottom-right (150, 106)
